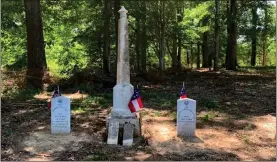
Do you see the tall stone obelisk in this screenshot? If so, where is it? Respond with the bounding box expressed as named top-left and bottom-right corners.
top-left (111, 6), bottom-right (135, 118)
top-left (107, 6), bottom-right (140, 145)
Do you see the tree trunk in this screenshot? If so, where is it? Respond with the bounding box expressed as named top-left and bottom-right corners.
top-left (187, 51), bottom-right (190, 67)
top-left (135, 17), bottom-right (141, 72)
top-left (251, 5), bottom-right (258, 66)
top-left (202, 16), bottom-right (209, 67)
top-left (24, 0), bottom-right (47, 89)
top-left (103, 0), bottom-right (111, 75)
top-left (114, 0), bottom-right (120, 69)
top-left (214, 0), bottom-right (220, 71)
top-left (225, 0), bottom-right (230, 67)
top-left (177, 39), bottom-right (182, 68)
top-left (159, 1), bottom-right (165, 71)
top-left (171, 7), bottom-right (178, 69)
top-left (190, 43), bottom-right (193, 68)
top-left (197, 42), bottom-right (200, 68)
top-left (176, 5), bottom-right (183, 68)
top-left (262, 1), bottom-right (268, 66)
top-left (226, 0), bottom-right (237, 70)
top-left (172, 38), bottom-right (178, 68)
top-left (141, 2), bottom-right (147, 72)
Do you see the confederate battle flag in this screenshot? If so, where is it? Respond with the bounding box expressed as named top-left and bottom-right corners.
top-left (128, 87), bottom-right (143, 113)
top-left (180, 82), bottom-right (187, 99)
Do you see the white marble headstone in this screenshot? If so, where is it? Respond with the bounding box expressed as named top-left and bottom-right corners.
top-left (177, 98), bottom-right (196, 137)
top-left (51, 96), bottom-right (71, 134)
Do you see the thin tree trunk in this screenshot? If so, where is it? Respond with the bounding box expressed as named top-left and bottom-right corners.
top-left (177, 38), bottom-right (182, 68)
top-left (159, 1), bottom-right (165, 71)
top-left (24, 0), bottom-right (47, 89)
top-left (176, 5), bottom-right (183, 68)
top-left (251, 5), bottom-right (258, 66)
top-left (226, 0), bottom-right (237, 70)
top-left (190, 42), bottom-right (193, 68)
top-left (225, 0), bottom-right (230, 67)
top-left (103, 0), bottom-right (111, 75)
top-left (262, 1), bottom-right (268, 66)
top-left (135, 17), bottom-right (141, 72)
top-left (114, 0), bottom-right (120, 70)
top-left (202, 16), bottom-right (209, 67)
top-left (187, 51), bottom-right (190, 67)
top-left (197, 42), bottom-right (200, 68)
top-left (214, 0), bottom-right (220, 71)
top-left (171, 7), bottom-right (178, 69)
top-left (141, 2), bottom-right (147, 72)
top-left (172, 38), bottom-right (178, 68)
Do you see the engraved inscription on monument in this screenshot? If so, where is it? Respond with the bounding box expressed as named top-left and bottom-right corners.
top-left (51, 96), bottom-right (71, 134)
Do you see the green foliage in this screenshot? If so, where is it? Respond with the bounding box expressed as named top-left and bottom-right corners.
top-left (1, 0), bottom-right (276, 75)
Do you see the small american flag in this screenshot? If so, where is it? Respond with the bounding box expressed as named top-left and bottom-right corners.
top-left (47, 86), bottom-right (61, 109)
top-left (180, 82), bottom-right (187, 99)
top-left (128, 87), bottom-right (143, 113)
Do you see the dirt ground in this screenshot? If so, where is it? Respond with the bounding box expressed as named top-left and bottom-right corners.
top-left (1, 68), bottom-right (276, 161)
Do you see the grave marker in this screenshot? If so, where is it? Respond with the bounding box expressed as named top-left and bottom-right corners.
top-left (51, 96), bottom-right (71, 134)
top-left (123, 123), bottom-right (134, 146)
top-left (107, 121), bottom-right (120, 145)
top-left (177, 98), bottom-right (196, 137)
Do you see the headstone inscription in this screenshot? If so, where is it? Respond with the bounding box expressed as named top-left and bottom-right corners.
top-left (177, 98), bottom-right (196, 137)
top-left (51, 96), bottom-right (71, 134)
top-left (123, 123), bottom-right (134, 146)
top-left (107, 121), bottom-right (120, 145)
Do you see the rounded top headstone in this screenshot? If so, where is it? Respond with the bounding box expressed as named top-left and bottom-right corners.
top-left (119, 6), bottom-right (128, 18)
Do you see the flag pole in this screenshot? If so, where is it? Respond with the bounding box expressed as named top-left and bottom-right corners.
top-left (57, 85), bottom-right (60, 95)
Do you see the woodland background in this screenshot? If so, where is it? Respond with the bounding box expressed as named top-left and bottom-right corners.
top-left (1, 0), bottom-right (276, 89)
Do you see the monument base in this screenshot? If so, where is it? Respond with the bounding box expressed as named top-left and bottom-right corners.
top-left (106, 113), bottom-right (141, 145)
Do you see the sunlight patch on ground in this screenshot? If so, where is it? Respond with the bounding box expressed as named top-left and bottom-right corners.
top-left (142, 114), bottom-right (276, 161)
top-left (34, 91), bottom-right (88, 100)
top-left (23, 131), bottom-right (92, 155)
top-left (14, 109), bottom-right (35, 116)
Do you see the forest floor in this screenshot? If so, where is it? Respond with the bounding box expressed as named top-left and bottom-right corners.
top-left (1, 67), bottom-right (276, 161)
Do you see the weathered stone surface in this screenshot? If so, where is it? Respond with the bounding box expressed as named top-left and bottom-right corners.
top-left (107, 121), bottom-right (120, 145)
top-left (106, 116), bottom-right (141, 137)
top-left (177, 98), bottom-right (196, 137)
top-left (111, 84), bottom-right (135, 118)
top-left (123, 123), bottom-right (134, 146)
top-left (51, 96), bottom-right (71, 134)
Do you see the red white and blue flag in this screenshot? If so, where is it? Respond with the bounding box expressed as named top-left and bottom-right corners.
top-left (180, 82), bottom-right (187, 99)
top-left (128, 87), bottom-right (143, 113)
top-left (47, 86), bottom-right (61, 109)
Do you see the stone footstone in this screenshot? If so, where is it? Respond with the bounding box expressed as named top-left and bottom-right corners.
top-left (123, 123), bottom-right (134, 146)
top-left (107, 121), bottom-right (120, 145)
top-left (106, 115), bottom-right (141, 137)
